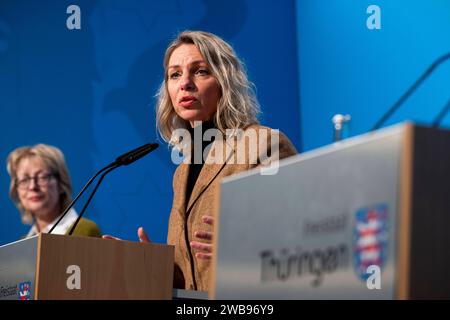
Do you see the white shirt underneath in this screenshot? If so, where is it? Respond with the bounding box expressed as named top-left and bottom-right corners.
top-left (25, 208), bottom-right (79, 238)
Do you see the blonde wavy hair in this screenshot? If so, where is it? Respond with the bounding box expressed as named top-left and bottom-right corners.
top-left (156, 30), bottom-right (260, 147)
top-left (6, 144), bottom-right (73, 225)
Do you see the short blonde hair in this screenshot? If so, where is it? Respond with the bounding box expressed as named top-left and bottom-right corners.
top-left (156, 30), bottom-right (260, 146)
top-left (6, 144), bottom-right (73, 225)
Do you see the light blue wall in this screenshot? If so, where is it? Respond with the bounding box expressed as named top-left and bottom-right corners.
top-left (296, 0), bottom-right (450, 151)
top-left (0, 0), bottom-right (301, 245)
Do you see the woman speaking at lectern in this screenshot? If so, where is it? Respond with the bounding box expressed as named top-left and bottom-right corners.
top-left (105, 30), bottom-right (297, 291)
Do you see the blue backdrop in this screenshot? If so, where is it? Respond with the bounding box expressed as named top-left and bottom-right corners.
top-left (297, 0), bottom-right (450, 151)
top-left (2, 1), bottom-right (449, 246)
top-left (0, 0), bottom-right (301, 245)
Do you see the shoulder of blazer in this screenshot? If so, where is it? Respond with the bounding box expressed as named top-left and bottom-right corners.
top-left (173, 162), bottom-right (189, 186)
top-left (68, 218), bottom-right (102, 238)
top-left (234, 124), bottom-right (298, 163)
top-left (243, 124), bottom-right (296, 147)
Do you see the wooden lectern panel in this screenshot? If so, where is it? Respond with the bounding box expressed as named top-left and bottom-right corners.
top-left (400, 125), bottom-right (450, 299)
top-left (35, 234), bottom-right (174, 300)
top-left (397, 124), bottom-right (414, 299)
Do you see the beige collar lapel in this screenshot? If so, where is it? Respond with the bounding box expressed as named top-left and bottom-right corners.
top-left (186, 135), bottom-right (235, 214)
top-left (173, 162), bottom-right (189, 215)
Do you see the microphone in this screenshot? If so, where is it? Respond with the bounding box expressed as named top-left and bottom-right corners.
top-left (48, 142), bottom-right (159, 235)
top-left (115, 143), bottom-right (159, 166)
top-left (371, 52), bottom-right (450, 131)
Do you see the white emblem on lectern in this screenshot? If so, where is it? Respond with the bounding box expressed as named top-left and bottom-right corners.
top-left (353, 204), bottom-right (388, 282)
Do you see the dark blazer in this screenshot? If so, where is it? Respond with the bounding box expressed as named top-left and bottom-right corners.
top-left (167, 124), bottom-right (298, 291)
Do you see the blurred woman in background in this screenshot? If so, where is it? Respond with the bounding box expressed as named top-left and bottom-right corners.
top-left (7, 144), bottom-right (101, 238)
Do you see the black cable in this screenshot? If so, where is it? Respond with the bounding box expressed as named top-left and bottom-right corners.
top-left (371, 52), bottom-right (450, 131)
top-left (68, 164), bottom-right (119, 235)
top-left (48, 161), bottom-right (116, 234)
top-left (432, 98), bottom-right (450, 128)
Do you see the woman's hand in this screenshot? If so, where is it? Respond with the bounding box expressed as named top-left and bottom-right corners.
top-left (137, 227), bottom-right (151, 243)
top-left (190, 215), bottom-right (214, 260)
top-left (102, 226), bottom-right (151, 243)
top-left (102, 234), bottom-right (122, 240)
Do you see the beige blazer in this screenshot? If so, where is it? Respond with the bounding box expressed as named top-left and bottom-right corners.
top-left (167, 124), bottom-right (298, 291)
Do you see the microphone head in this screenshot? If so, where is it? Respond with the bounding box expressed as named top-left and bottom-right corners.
top-left (115, 143), bottom-right (159, 166)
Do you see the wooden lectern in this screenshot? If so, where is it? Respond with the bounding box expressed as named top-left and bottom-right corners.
top-left (0, 234), bottom-right (174, 300)
top-left (212, 123), bottom-right (450, 299)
